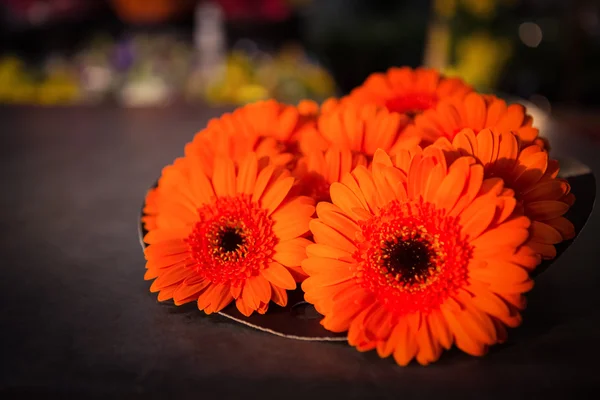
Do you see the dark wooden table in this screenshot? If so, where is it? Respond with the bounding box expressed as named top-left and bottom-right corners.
top-left (1, 106), bottom-right (600, 399)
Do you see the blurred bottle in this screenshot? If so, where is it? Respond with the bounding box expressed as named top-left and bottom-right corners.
top-left (194, 0), bottom-right (227, 82)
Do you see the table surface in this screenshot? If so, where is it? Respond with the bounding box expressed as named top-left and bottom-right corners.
top-left (1, 106), bottom-right (600, 399)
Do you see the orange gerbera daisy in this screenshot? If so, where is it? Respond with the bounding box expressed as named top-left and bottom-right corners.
top-left (301, 148), bottom-right (539, 365)
top-left (345, 67), bottom-right (472, 116)
top-left (299, 103), bottom-right (419, 157)
top-left (405, 92), bottom-right (542, 147)
top-left (144, 101), bottom-right (301, 232)
top-left (433, 128), bottom-right (575, 259)
top-left (143, 152), bottom-right (315, 315)
top-left (293, 147), bottom-right (368, 203)
top-left (185, 99), bottom-right (309, 169)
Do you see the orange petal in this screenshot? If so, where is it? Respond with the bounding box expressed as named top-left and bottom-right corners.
top-left (452, 128), bottom-right (478, 157)
top-left (428, 311), bottom-right (452, 350)
top-left (340, 172), bottom-right (372, 212)
top-left (470, 259), bottom-right (530, 285)
top-left (271, 197), bottom-right (314, 240)
top-left (306, 243), bottom-right (352, 260)
top-left (485, 97), bottom-right (507, 126)
top-left (347, 303), bottom-right (375, 346)
top-left (371, 163), bottom-right (397, 205)
top-left (433, 157), bottom-right (471, 211)
top-left (310, 219), bottom-right (357, 253)
top-left (212, 157), bottom-right (236, 197)
top-left (449, 163), bottom-right (484, 216)
top-left (316, 204), bottom-right (360, 239)
top-left (150, 265), bottom-right (192, 291)
top-left (275, 106), bottom-right (299, 141)
top-left (513, 152), bottom-right (548, 190)
top-left (321, 299), bottom-right (364, 332)
top-left (204, 284), bottom-right (234, 314)
top-left (197, 283), bottom-right (227, 312)
top-left (144, 227), bottom-right (192, 246)
top-left (273, 237), bottom-right (311, 267)
top-left (188, 158), bottom-right (216, 204)
top-left (261, 262), bottom-right (296, 290)
top-left (392, 319), bottom-right (418, 366)
top-left (464, 93), bottom-right (487, 132)
top-left (301, 257), bottom-right (354, 280)
top-left (545, 216), bottom-right (575, 240)
top-left (526, 241), bottom-right (557, 259)
top-left (236, 152), bottom-right (258, 195)
top-left (352, 166), bottom-right (381, 212)
top-left (156, 283), bottom-right (179, 302)
top-left (235, 297), bottom-right (253, 317)
top-left (530, 221), bottom-right (563, 244)
top-left (146, 251), bottom-right (192, 270)
top-left (244, 274), bottom-right (272, 305)
top-left (478, 177), bottom-right (504, 197)
top-left (270, 284), bottom-right (288, 307)
top-left (377, 319), bottom-right (403, 358)
top-left (372, 148), bottom-right (393, 166)
top-left (468, 283), bottom-right (519, 328)
top-left (460, 199), bottom-right (497, 240)
top-left (251, 165), bottom-right (276, 203)
top-left (260, 176), bottom-right (295, 215)
top-left (442, 307), bottom-right (487, 356)
top-left (144, 239), bottom-right (188, 259)
top-left (525, 200), bottom-right (569, 220)
top-left (522, 180), bottom-right (569, 202)
top-left (475, 128), bottom-right (497, 165)
top-left (173, 280), bottom-right (210, 305)
top-left (493, 196), bottom-right (517, 225)
top-left (471, 225), bottom-right (529, 251)
top-left (329, 182), bottom-right (368, 220)
top-left (415, 319), bottom-right (442, 365)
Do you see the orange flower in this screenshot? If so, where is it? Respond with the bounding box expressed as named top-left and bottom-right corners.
top-left (433, 128), bottom-right (575, 259)
top-left (301, 148), bottom-right (539, 365)
top-left (144, 152), bottom-right (315, 315)
top-left (299, 103), bottom-right (419, 157)
top-left (293, 147), bottom-right (368, 203)
top-left (185, 100), bottom-right (308, 169)
top-left (405, 92), bottom-right (542, 147)
top-left (144, 101), bottom-right (305, 232)
top-left (345, 67), bottom-right (472, 116)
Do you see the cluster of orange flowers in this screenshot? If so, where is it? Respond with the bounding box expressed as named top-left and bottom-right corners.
top-left (142, 67), bottom-right (575, 366)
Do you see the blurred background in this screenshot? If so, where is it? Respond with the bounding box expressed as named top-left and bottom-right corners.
top-left (0, 0), bottom-right (599, 135)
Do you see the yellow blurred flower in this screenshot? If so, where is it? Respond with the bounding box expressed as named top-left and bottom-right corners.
top-left (235, 84), bottom-right (269, 104)
top-left (444, 33), bottom-right (512, 90)
top-left (460, 0), bottom-right (498, 19)
top-left (37, 74), bottom-right (80, 105)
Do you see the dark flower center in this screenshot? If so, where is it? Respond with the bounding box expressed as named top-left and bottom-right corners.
top-left (385, 94), bottom-right (438, 116)
top-left (219, 227), bottom-right (245, 253)
top-left (382, 238), bottom-right (433, 285)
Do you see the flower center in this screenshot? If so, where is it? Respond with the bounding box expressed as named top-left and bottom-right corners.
top-left (385, 93), bottom-right (438, 116)
top-left (219, 227), bottom-right (245, 253)
top-left (185, 195), bottom-right (277, 285)
top-left (299, 171), bottom-right (332, 203)
top-left (354, 200), bottom-right (472, 316)
top-left (383, 238), bottom-right (433, 285)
